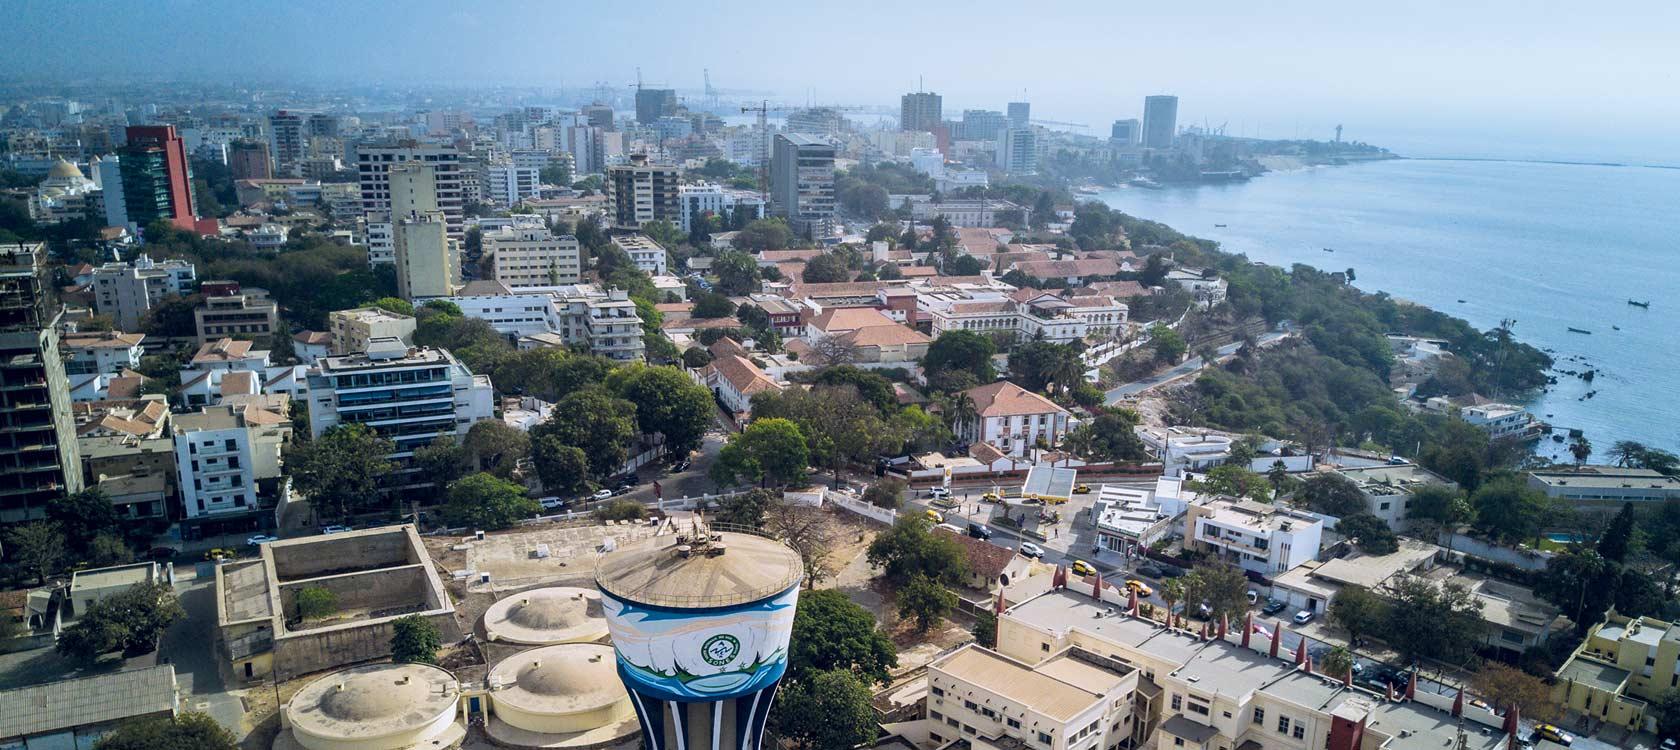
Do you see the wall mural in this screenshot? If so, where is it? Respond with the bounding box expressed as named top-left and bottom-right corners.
top-left (600, 584), bottom-right (801, 703)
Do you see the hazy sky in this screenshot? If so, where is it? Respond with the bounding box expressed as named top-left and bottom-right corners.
top-left (8, 0), bottom-right (1679, 162)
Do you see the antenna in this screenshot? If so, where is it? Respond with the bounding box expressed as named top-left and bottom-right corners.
top-left (635, 67), bottom-right (643, 91)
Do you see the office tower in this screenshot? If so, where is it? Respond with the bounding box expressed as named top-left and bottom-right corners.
top-left (900, 91), bottom-right (943, 132)
top-left (268, 110), bottom-right (306, 175)
top-left (634, 88), bottom-right (676, 125)
top-left (117, 125), bottom-right (197, 232)
top-left (1142, 95), bottom-right (1179, 149)
top-left (356, 143), bottom-right (464, 243)
top-left (389, 163), bottom-right (458, 300)
top-left (1111, 118), bottom-right (1142, 146)
top-left (596, 524), bottom-right (803, 750)
top-left (1007, 101), bottom-right (1031, 129)
top-left (606, 153), bottom-right (681, 229)
top-left (0, 243), bottom-right (83, 523)
top-left (770, 134), bottom-right (836, 239)
top-left (97, 155), bottom-right (129, 230)
top-left (583, 103), bottom-right (615, 131)
top-left (228, 140), bottom-right (272, 181)
top-left (961, 109), bottom-right (1007, 141)
top-left (995, 127), bottom-right (1040, 175)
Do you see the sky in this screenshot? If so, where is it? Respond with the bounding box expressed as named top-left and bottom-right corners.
top-left (6, 0), bottom-right (1679, 163)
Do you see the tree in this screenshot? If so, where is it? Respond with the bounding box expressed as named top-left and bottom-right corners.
top-left (691, 292), bottom-right (735, 318)
top-left (1471, 662), bottom-right (1560, 722)
top-left (764, 498), bottom-right (840, 587)
top-left (1385, 575), bottom-right (1485, 664)
top-left (531, 436), bottom-right (592, 497)
top-left (808, 334), bottom-right (859, 366)
top-left (294, 586), bottom-right (338, 620)
top-left (1597, 503), bottom-right (1638, 563)
top-left (789, 589), bottom-right (897, 684)
top-left (753, 386), bottom-right (896, 487)
top-left (1336, 513), bottom-right (1399, 554)
top-left (491, 347), bottom-right (571, 401)
top-left (1569, 434), bottom-right (1593, 465)
top-left (801, 253), bottom-right (851, 283)
top-left (1320, 646), bottom-right (1355, 681)
top-left (898, 572), bottom-right (956, 633)
top-left (866, 516), bottom-right (969, 586)
top-left (813, 366), bottom-right (897, 414)
top-left (920, 330), bottom-right (997, 386)
top-left (1008, 340), bottom-right (1083, 396)
top-left (616, 365), bottom-right (716, 456)
top-left (443, 473), bottom-right (541, 530)
top-left (56, 582), bottom-right (183, 661)
top-left (413, 436), bottom-right (473, 489)
top-left (1185, 464), bottom-right (1272, 502)
top-left (715, 488), bottom-right (772, 527)
top-left (1470, 476), bottom-right (1550, 545)
top-left (1329, 584), bottom-right (1390, 646)
top-left (48, 488), bottom-right (121, 557)
top-left (712, 418), bottom-right (809, 487)
top-left (93, 712), bottom-right (237, 750)
top-left (769, 669), bottom-right (878, 749)
top-left (1182, 564), bottom-right (1250, 622)
top-left (1150, 324), bottom-right (1187, 363)
top-left (370, 296), bottom-right (414, 316)
top-left (682, 347), bottom-right (712, 369)
top-left (735, 218), bottom-right (795, 253)
top-left (1655, 689), bottom-right (1680, 739)
top-left (593, 499), bottom-right (646, 522)
top-left (287, 424), bottom-right (395, 521)
top-left (87, 533), bottom-right (134, 567)
top-left (864, 478), bottom-right (906, 510)
top-left (536, 388), bottom-right (639, 480)
top-left (714, 250), bottom-right (762, 295)
top-left (391, 614), bottom-right (442, 664)
top-left (8, 521), bottom-right (64, 584)
top-left (1535, 549), bottom-right (1617, 632)
top-left (1296, 473), bottom-right (1369, 517)
top-left (1407, 485), bottom-right (1473, 530)
top-left (972, 610), bottom-right (998, 648)
top-left (463, 421), bottom-right (530, 479)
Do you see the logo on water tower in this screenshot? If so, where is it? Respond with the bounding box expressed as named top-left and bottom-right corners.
top-left (701, 634), bottom-right (741, 667)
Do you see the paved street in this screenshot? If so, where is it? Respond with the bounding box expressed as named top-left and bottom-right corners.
top-left (159, 568), bottom-right (246, 737)
top-left (1105, 330), bottom-right (1291, 402)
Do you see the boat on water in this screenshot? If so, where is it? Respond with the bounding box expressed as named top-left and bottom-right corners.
top-left (1613, 325), bottom-right (1621, 331)
top-left (1567, 327), bottom-right (1592, 334)
top-left (1214, 223), bottom-right (1228, 228)
top-left (1322, 247), bottom-right (1335, 253)
top-left (1457, 299), bottom-right (1466, 303)
top-left (1128, 177), bottom-right (1163, 190)
top-left (1629, 299), bottom-right (1651, 308)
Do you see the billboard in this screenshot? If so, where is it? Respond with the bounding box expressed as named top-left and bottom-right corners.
top-left (600, 583), bottom-right (800, 702)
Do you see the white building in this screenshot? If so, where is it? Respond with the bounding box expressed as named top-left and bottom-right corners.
top-left (1185, 497), bottom-right (1324, 575)
top-left (911, 199), bottom-right (1026, 228)
top-left (356, 143), bottom-right (465, 244)
top-left (328, 307), bottom-right (416, 355)
top-left (919, 285), bottom-right (1126, 347)
top-left (484, 226), bottom-right (582, 288)
top-left (1093, 481), bottom-right (1190, 555)
top-left (926, 644), bottom-right (1139, 750)
top-left (1165, 268), bottom-right (1229, 305)
top-left (174, 399), bottom-right (291, 522)
top-left (61, 331), bottom-right (145, 375)
top-left (446, 282), bottom-right (645, 362)
top-left (484, 161), bottom-right (541, 207)
top-left (677, 182), bottom-right (766, 232)
top-left (246, 223), bottom-right (289, 251)
top-left (1335, 463), bottom-right (1458, 528)
top-left (957, 381), bottom-right (1071, 458)
top-left (611, 234), bottom-right (668, 276)
top-left (1460, 402), bottom-right (1541, 441)
top-left (995, 127), bottom-right (1040, 175)
top-left (1527, 466), bottom-right (1680, 505)
top-left (89, 254), bottom-right (198, 332)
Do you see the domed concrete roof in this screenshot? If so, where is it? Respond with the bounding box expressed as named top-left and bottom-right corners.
top-left (286, 662), bottom-right (458, 744)
top-left (47, 159), bottom-right (82, 181)
top-left (483, 587), bottom-right (608, 645)
top-left (491, 644), bottom-right (629, 715)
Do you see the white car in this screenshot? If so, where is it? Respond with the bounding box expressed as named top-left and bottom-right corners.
top-left (1293, 610), bottom-right (1316, 624)
top-left (928, 487), bottom-right (951, 499)
top-left (538, 496), bottom-right (568, 510)
top-left (591, 489), bottom-right (614, 501)
top-left (246, 534), bottom-right (278, 546)
top-left (1018, 542), bottom-right (1045, 559)
top-left (320, 525), bottom-right (352, 535)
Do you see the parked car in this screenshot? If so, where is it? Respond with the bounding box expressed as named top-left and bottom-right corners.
top-left (1125, 579), bottom-right (1154, 597)
top-left (937, 523), bottom-right (965, 535)
top-left (1246, 590), bottom-right (1260, 605)
top-left (1263, 599), bottom-right (1289, 616)
top-left (1158, 566), bottom-right (1186, 578)
top-left (1074, 484), bottom-right (1091, 494)
top-left (611, 485), bottom-right (634, 497)
top-left (320, 525), bottom-right (351, 535)
top-left (246, 534), bottom-right (278, 546)
top-left (928, 487), bottom-right (951, 499)
top-left (1533, 724), bottom-right (1573, 746)
top-left (591, 489), bottom-right (614, 501)
top-left (671, 459), bottom-right (692, 473)
top-left (1071, 560), bottom-right (1096, 576)
top-left (966, 523), bottom-right (992, 540)
top-left (1136, 564), bottom-right (1164, 578)
top-left (981, 492), bottom-right (1001, 502)
top-left (538, 496), bottom-right (569, 510)
top-left (924, 509), bottom-right (944, 524)
top-left (1018, 542), bottom-right (1045, 559)
top-left (1293, 610), bottom-right (1316, 624)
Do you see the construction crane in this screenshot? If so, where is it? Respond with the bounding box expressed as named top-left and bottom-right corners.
top-left (741, 100), bottom-right (770, 204)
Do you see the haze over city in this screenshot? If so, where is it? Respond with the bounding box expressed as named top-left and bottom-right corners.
top-left (6, 0), bottom-right (1680, 163)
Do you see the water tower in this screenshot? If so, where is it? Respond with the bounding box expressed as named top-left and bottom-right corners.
top-left (595, 520), bottom-right (803, 750)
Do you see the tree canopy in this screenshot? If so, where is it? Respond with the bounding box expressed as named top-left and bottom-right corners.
top-left (789, 589), bottom-right (897, 685)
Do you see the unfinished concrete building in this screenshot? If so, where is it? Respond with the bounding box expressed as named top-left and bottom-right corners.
top-left (216, 525), bottom-right (458, 681)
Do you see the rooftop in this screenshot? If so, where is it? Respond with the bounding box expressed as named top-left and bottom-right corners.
top-left (488, 643), bottom-right (628, 716)
top-left (0, 665), bottom-right (177, 739)
top-left (286, 662), bottom-right (458, 740)
top-left (69, 562), bottom-right (157, 592)
top-left (1557, 655), bottom-right (1632, 693)
top-left (965, 380), bottom-right (1068, 418)
top-left (595, 525), bottom-right (802, 608)
top-left (1528, 465), bottom-right (1680, 491)
top-left (1310, 538), bottom-right (1440, 589)
top-left (63, 331), bottom-right (145, 349)
top-left (930, 645), bottom-right (1119, 722)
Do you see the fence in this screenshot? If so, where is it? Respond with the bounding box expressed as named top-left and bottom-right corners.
top-left (1436, 531), bottom-right (1554, 572)
top-left (828, 488), bottom-right (898, 525)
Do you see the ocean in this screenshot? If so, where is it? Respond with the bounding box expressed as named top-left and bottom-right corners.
top-left (1094, 158), bottom-right (1680, 461)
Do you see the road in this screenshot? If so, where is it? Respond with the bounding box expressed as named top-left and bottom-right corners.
top-left (1105, 330), bottom-right (1290, 403)
top-left (159, 569), bottom-right (246, 737)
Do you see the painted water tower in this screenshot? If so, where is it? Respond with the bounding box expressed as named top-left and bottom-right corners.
top-left (595, 520), bottom-right (803, 750)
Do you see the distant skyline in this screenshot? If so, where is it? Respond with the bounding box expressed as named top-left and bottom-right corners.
top-left (6, 0), bottom-right (1679, 164)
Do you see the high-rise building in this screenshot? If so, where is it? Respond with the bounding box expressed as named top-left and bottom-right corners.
top-left (356, 143), bottom-right (465, 243)
top-left (388, 163), bottom-right (458, 300)
top-left (1007, 101), bottom-right (1031, 129)
top-left (268, 110), bottom-right (306, 175)
top-left (596, 524), bottom-right (804, 750)
top-left (484, 226), bottom-right (582, 288)
top-left (483, 161), bottom-right (541, 207)
top-left (228, 140), bottom-right (272, 181)
top-left (117, 125), bottom-right (196, 232)
top-left (0, 243), bottom-right (83, 523)
top-left (634, 88), bottom-right (676, 125)
top-left (770, 133), bottom-right (836, 239)
top-left (1110, 118), bottom-right (1142, 146)
top-left (606, 153), bottom-right (681, 229)
top-left (1142, 95), bottom-right (1179, 150)
top-left (995, 127), bottom-right (1040, 176)
top-left (900, 91), bottom-right (943, 132)
top-left (961, 110), bottom-right (1007, 142)
top-left (582, 103), bottom-right (615, 131)
top-left (97, 155), bottom-right (128, 230)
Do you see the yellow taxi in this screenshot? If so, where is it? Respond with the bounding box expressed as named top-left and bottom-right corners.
top-left (924, 509), bottom-right (944, 524)
top-left (1074, 484), bottom-right (1091, 494)
top-left (1125, 579), bottom-right (1154, 597)
top-left (981, 492), bottom-right (1001, 502)
top-left (1070, 560), bottom-right (1096, 576)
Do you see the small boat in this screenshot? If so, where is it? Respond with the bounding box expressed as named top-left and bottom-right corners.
top-left (1612, 325), bottom-right (1621, 331)
top-left (1457, 299), bottom-right (1466, 303)
top-left (1567, 327), bottom-right (1592, 334)
top-left (1629, 300), bottom-right (1651, 308)
top-left (1322, 247), bottom-right (1335, 253)
top-left (1214, 223), bottom-right (1228, 228)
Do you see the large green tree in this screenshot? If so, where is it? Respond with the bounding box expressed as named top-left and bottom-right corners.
top-left (866, 515), bottom-right (969, 586)
top-left (789, 589), bottom-right (898, 684)
top-left (1296, 473), bottom-right (1369, 517)
top-left (1182, 564), bottom-right (1250, 623)
top-left (769, 669), bottom-right (878, 749)
top-left (1470, 475), bottom-right (1551, 545)
top-left (616, 365), bottom-right (716, 455)
top-left (443, 473), bottom-right (541, 530)
top-left (287, 423), bottom-right (395, 521)
top-left (1336, 513), bottom-right (1399, 554)
top-left (531, 436), bottom-right (593, 497)
top-left (897, 573), bottom-right (956, 633)
top-left (56, 582), bottom-right (183, 662)
top-left (1384, 576), bottom-right (1485, 664)
top-left (391, 614), bottom-right (442, 664)
top-left (93, 712), bottom-right (237, 750)
top-left (1328, 584), bottom-right (1390, 646)
top-left (923, 330), bottom-right (997, 384)
top-left (463, 420), bottom-right (530, 479)
top-left (535, 388), bottom-right (640, 480)
top-left (711, 418), bottom-right (809, 487)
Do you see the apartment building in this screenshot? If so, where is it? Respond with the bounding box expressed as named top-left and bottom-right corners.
top-left (610, 233), bottom-right (668, 276)
top-left (356, 143), bottom-right (464, 243)
top-left (0, 243), bottom-right (83, 522)
top-left (605, 153), bottom-right (680, 229)
top-left (1556, 613), bottom-right (1680, 732)
top-left (1527, 465), bottom-right (1680, 506)
top-left (61, 331), bottom-right (145, 375)
top-left (445, 281), bottom-right (646, 362)
top-left (957, 381), bottom-right (1071, 458)
top-left (927, 644), bottom-right (1140, 750)
top-left (1184, 498), bottom-right (1324, 575)
top-left (174, 396), bottom-right (292, 536)
top-left (194, 285), bottom-right (278, 344)
top-left (89, 254), bottom-right (197, 331)
top-left (770, 133), bottom-right (836, 239)
top-left (483, 161), bottom-right (540, 207)
top-left (305, 340), bottom-right (495, 490)
top-left (328, 307), bottom-right (416, 355)
top-left (678, 182), bottom-right (766, 232)
top-left (1334, 463), bottom-right (1458, 528)
top-left (484, 226), bottom-right (582, 287)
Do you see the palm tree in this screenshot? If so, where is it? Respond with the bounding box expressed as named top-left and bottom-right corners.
top-left (1161, 578), bottom-right (1186, 627)
top-left (1569, 435), bottom-right (1593, 466)
top-left (948, 393), bottom-right (978, 444)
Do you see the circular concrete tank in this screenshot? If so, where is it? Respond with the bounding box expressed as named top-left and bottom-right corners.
top-left (489, 643), bottom-right (634, 734)
top-left (285, 662), bottom-right (460, 750)
top-left (482, 587), bottom-right (607, 645)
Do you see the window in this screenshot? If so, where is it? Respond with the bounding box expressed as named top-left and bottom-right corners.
top-left (1223, 711), bottom-right (1233, 719)
top-left (1277, 717), bottom-right (1290, 734)
top-left (1042, 642), bottom-right (1051, 653)
top-left (1253, 708), bottom-right (1264, 725)
top-left (931, 710), bottom-right (943, 720)
top-left (965, 700), bottom-right (979, 711)
top-left (1008, 718), bottom-right (1021, 729)
top-left (1040, 733), bottom-right (1055, 745)
top-left (931, 686), bottom-right (944, 697)
top-left (1171, 695), bottom-right (1182, 710)
top-left (946, 718), bottom-right (959, 728)
top-left (1189, 703), bottom-right (1210, 716)
top-left (1648, 656), bottom-right (1658, 667)
top-left (1292, 725), bottom-right (1304, 740)
top-left (1174, 739), bottom-right (1185, 747)
top-left (1379, 502), bottom-right (1390, 511)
